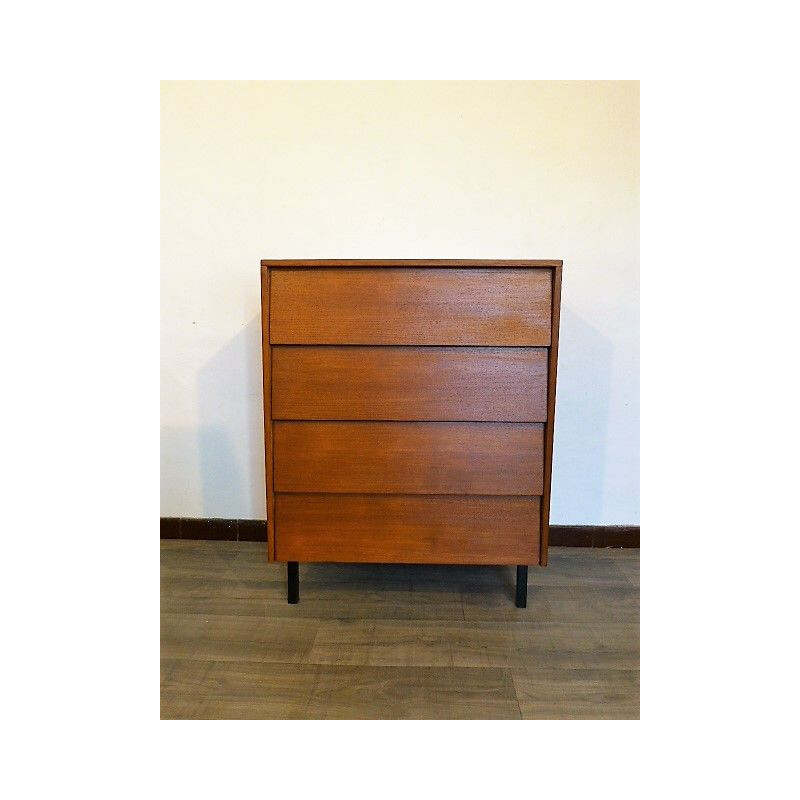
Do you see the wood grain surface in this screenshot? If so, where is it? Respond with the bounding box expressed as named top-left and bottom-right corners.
top-left (269, 268), bottom-right (552, 345)
top-left (161, 541), bottom-right (639, 719)
top-left (272, 345), bottom-right (548, 421)
top-left (274, 494), bottom-right (541, 564)
top-left (274, 421), bottom-right (544, 495)
top-left (262, 259), bottom-right (562, 567)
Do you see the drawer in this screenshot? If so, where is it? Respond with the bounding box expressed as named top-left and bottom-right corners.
top-left (270, 268), bottom-right (552, 345)
top-left (274, 421), bottom-right (544, 495)
top-left (272, 346), bottom-right (548, 422)
top-left (275, 494), bottom-right (541, 564)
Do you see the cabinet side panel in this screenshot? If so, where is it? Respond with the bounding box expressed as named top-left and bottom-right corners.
top-left (540, 265), bottom-right (562, 566)
top-left (260, 265), bottom-right (275, 560)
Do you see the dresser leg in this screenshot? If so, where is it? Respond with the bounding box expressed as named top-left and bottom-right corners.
top-left (288, 561), bottom-right (299, 604)
top-left (516, 565), bottom-right (528, 608)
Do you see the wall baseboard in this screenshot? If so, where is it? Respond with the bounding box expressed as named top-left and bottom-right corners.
top-left (160, 518), bottom-right (639, 548)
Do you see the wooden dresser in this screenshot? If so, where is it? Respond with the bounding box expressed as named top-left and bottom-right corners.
top-left (260, 259), bottom-right (562, 606)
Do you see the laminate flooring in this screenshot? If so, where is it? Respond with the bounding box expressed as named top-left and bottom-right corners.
top-left (161, 541), bottom-right (639, 719)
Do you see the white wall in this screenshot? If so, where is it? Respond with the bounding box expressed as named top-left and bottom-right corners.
top-left (161, 81), bottom-right (639, 524)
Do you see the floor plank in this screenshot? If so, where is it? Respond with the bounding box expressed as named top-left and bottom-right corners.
top-left (160, 613), bottom-right (320, 663)
top-left (306, 618), bottom-right (639, 670)
top-left (511, 667), bottom-right (640, 719)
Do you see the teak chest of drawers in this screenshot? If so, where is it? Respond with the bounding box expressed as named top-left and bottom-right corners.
top-left (260, 259), bottom-right (562, 607)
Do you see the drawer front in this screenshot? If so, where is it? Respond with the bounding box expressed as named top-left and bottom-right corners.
top-left (270, 268), bottom-right (552, 345)
top-left (275, 494), bottom-right (541, 564)
top-left (272, 346), bottom-right (548, 422)
top-left (274, 421), bottom-right (544, 495)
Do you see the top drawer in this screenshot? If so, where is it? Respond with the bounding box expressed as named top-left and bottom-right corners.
top-left (269, 268), bottom-right (552, 345)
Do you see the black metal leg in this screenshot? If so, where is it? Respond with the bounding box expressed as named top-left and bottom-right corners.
top-left (288, 561), bottom-right (299, 604)
top-left (515, 565), bottom-right (528, 608)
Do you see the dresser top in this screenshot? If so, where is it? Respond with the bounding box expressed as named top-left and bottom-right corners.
top-left (261, 259), bottom-right (562, 269)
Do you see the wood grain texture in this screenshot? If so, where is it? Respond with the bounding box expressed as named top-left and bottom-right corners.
top-left (259, 266), bottom-right (275, 560)
top-left (274, 421), bottom-right (544, 495)
top-left (161, 612), bottom-right (319, 664)
top-left (269, 268), bottom-right (552, 345)
top-left (274, 494), bottom-right (541, 564)
top-left (161, 541), bottom-right (639, 719)
top-left (272, 346), bottom-right (548, 421)
top-left (162, 660), bottom-right (522, 720)
top-left (307, 617), bottom-right (638, 670)
top-left (540, 264), bottom-right (562, 566)
top-left (511, 667), bottom-right (639, 720)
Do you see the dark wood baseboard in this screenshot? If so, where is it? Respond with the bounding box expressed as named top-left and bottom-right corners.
top-left (549, 525), bottom-right (639, 548)
top-left (160, 518), bottom-right (639, 548)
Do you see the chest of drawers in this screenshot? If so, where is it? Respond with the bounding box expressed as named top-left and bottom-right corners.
top-left (261, 259), bottom-right (562, 606)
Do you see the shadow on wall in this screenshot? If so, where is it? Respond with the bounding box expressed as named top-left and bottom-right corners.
top-left (552, 307), bottom-right (612, 522)
top-left (160, 424), bottom-right (242, 517)
top-left (198, 315), bottom-right (265, 518)
top-left (161, 316), bottom-right (265, 519)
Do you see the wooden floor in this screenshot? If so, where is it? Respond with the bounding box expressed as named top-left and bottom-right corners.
top-left (161, 541), bottom-right (639, 719)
